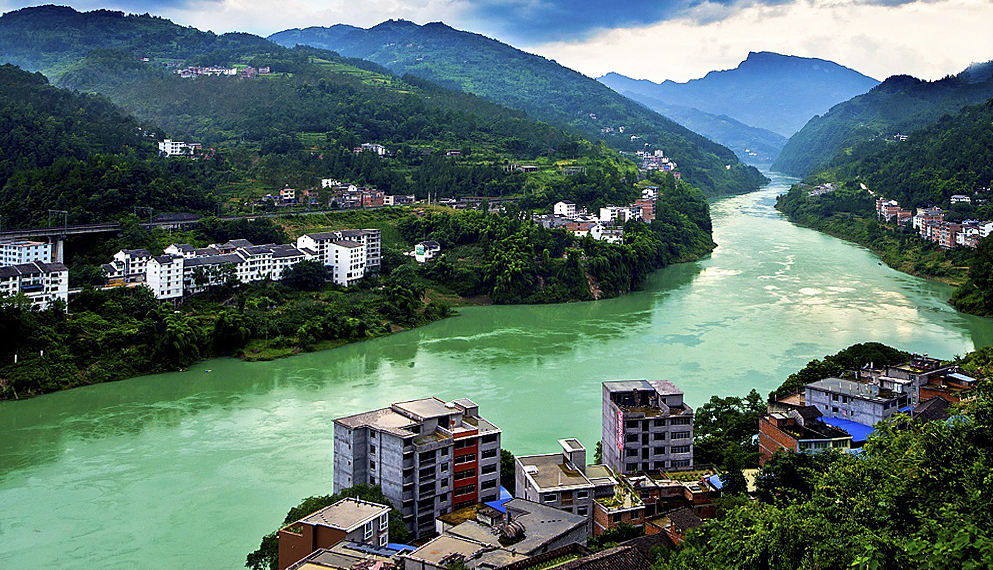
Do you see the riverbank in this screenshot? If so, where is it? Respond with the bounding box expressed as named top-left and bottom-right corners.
top-left (774, 184), bottom-right (972, 286)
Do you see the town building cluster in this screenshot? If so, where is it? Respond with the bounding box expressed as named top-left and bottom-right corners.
top-left (876, 197), bottom-right (993, 249)
top-left (287, 379), bottom-right (705, 570)
top-left (0, 239), bottom-right (68, 310)
top-left (759, 353), bottom-right (970, 463)
top-left (635, 150), bottom-right (677, 174)
top-left (535, 187), bottom-right (662, 243)
top-left (173, 65), bottom-right (270, 79)
top-left (102, 229), bottom-right (381, 299)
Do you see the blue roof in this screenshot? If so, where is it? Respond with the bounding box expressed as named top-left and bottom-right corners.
top-left (821, 417), bottom-right (875, 443)
top-left (387, 543), bottom-right (417, 553)
top-left (898, 405), bottom-right (914, 413)
top-left (485, 487), bottom-right (513, 513)
top-left (708, 474), bottom-right (723, 490)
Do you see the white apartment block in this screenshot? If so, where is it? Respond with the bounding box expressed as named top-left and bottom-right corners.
top-left (297, 228), bottom-right (381, 275)
top-left (158, 139), bottom-right (201, 156)
top-left (330, 240), bottom-right (366, 287)
top-left (554, 201), bottom-right (577, 217)
top-left (0, 240), bottom-right (52, 266)
top-left (103, 249), bottom-right (152, 285)
top-left (0, 261), bottom-right (69, 310)
top-left (146, 255), bottom-right (185, 300)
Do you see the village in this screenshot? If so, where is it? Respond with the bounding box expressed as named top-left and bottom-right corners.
top-left (265, 349), bottom-right (974, 570)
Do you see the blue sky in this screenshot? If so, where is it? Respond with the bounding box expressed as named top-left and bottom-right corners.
top-left (2, 0), bottom-right (992, 81)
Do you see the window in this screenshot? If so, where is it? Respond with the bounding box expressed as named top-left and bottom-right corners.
top-left (543, 494), bottom-right (557, 503)
top-left (577, 506), bottom-right (589, 516)
top-left (625, 420), bottom-right (639, 429)
top-left (380, 534), bottom-right (388, 548)
top-left (364, 521), bottom-right (374, 540)
top-left (379, 513), bottom-right (389, 531)
top-left (653, 446), bottom-right (666, 455)
top-left (625, 434), bottom-right (639, 443)
top-left (370, 460), bottom-right (376, 471)
top-left (670, 417), bottom-right (692, 426)
top-left (455, 484), bottom-right (476, 496)
top-left (671, 431), bottom-right (691, 440)
top-left (481, 464), bottom-right (497, 475)
top-left (653, 419), bottom-right (665, 427)
top-left (481, 434), bottom-right (498, 444)
top-left (625, 449), bottom-right (638, 457)
top-left (576, 491), bottom-right (589, 499)
top-left (626, 463), bottom-right (638, 472)
top-left (652, 433), bottom-right (665, 441)
top-left (455, 468), bottom-right (476, 480)
top-left (671, 459), bottom-right (691, 468)
top-left (481, 449), bottom-right (497, 459)
top-left (481, 480), bottom-right (497, 490)
top-left (454, 453), bottom-right (476, 464)
top-left (671, 445), bottom-right (691, 454)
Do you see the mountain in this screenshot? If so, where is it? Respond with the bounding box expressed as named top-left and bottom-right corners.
top-left (773, 62), bottom-right (993, 177)
top-left (268, 21), bottom-right (768, 196)
top-left (598, 52), bottom-right (879, 138)
top-left (0, 5), bottom-right (273, 77)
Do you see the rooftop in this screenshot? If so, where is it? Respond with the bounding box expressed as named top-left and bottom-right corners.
top-left (404, 534), bottom-right (487, 565)
top-left (806, 378), bottom-right (899, 402)
top-left (604, 379), bottom-right (683, 396)
top-left (517, 453), bottom-right (592, 491)
top-left (335, 407), bottom-right (418, 438)
top-left (447, 499), bottom-right (587, 555)
top-left (392, 397), bottom-right (455, 421)
top-left (297, 498), bottom-right (390, 532)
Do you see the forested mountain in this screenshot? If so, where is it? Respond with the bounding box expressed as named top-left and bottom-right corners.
top-left (0, 4), bottom-right (273, 77)
top-left (773, 61), bottom-right (993, 177)
top-left (598, 52), bottom-right (878, 137)
top-left (268, 21), bottom-right (768, 196)
top-left (0, 63), bottom-right (217, 226)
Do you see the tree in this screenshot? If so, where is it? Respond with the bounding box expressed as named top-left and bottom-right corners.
top-left (500, 449), bottom-right (516, 494)
top-left (718, 442), bottom-right (749, 497)
top-left (281, 260), bottom-right (327, 291)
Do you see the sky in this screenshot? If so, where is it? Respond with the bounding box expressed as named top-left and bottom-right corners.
top-left (3, 0), bottom-right (993, 82)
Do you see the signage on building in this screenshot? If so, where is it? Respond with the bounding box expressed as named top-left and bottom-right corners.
top-left (617, 410), bottom-right (624, 450)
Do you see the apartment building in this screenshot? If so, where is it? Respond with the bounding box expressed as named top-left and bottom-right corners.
top-left (277, 498), bottom-right (391, 570)
top-left (296, 228), bottom-right (381, 275)
top-left (0, 260), bottom-right (69, 310)
top-left (334, 398), bottom-right (502, 538)
top-left (602, 380), bottom-right (694, 475)
top-left (0, 239), bottom-right (51, 266)
top-left (104, 249), bottom-right (152, 284)
top-left (805, 377), bottom-right (910, 426)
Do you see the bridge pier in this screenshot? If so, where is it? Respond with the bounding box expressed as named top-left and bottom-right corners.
top-left (48, 236), bottom-right (65, 264)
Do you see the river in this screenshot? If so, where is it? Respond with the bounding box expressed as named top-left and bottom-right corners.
top-left (1, 172), bottom-right (990, 569)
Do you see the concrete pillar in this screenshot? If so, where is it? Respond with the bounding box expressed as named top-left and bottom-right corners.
top-left (49, 236), bottom-right (65, 263)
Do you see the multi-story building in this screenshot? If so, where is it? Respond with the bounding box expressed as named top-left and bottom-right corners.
top-left (759, 406), bottom-right (853, 464)
top-left (158, 139), bottom-right (201, 156)
top-left (515, 439), bottom-right (605, 533)
top-left (146, 255), bottom-right (185, 300)
top-left (0, 260), bottom-right (69, 310)
top-left (0, 239), bottom-right (52, 266)
top-left (602, 380), bottom-right (694, 475)
top-left (277, 498), bottom-right (391, 570)
top-left (805, 377), bottom-right (910, 426)
top-left (553, 201), bottom-right (577, 217)
top-left (104, 249), bottom-right (152, 284)
top-left (296, 229), bottom-right (381, 276)
top-left (334, 397), bottom-right (502, 538)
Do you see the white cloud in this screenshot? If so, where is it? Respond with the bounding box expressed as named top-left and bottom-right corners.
top-left (522, 0), bottom-right (993, 82)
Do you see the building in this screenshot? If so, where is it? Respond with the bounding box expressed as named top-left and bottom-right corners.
top-left (158, 139), bottom-right (201, 156)
top-left (0, 240), bottom-right (52, 266)
top-left (333, 398), bottom-right (502, 538)
top-left (384, 194), bottom-right (416, 206)
top-left (413, 241), bottom-right (441, 264)
top-left (602, 380), bottom-right (694, 475)
top-left (285, 543), bottom-right (399, 570)
top-left (758, 406), bottom-right (853, 464)
top-left (0, 260), bottom-right (69, 310)
top-left (278, 498), bottom-right (392, 570)
top-left (296, 229), bottom-right (381, 279)
top-left (805, 377), bottom-right (910, 426)
top-left (554, 201), bottom-right (577, 217)
top-left (104, 249), bottom-right (152, 284)
top-left (146, 255), bottom-right (185, 300)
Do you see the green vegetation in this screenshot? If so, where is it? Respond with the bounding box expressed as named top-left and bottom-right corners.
top-left (587, 522), bottom-right (644, 552)
top-left (245, 484), bottom-right (409, 570)
top-left (775, 183), bottom-right (973, 284)
top-left (655, 361), bottom-right (993, 570)
top-left (773, 64), bottom-right (993, 177)
top-left (692, 389), bottom-right (765, 469)
top-left (500, 449), bottom-right (516, 495)
top-left (269, 21), bottom-right (768, 197)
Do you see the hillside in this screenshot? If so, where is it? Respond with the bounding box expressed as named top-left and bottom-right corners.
top-left (0, 4), bottom-right (273, 77)
top-left (773, 61), bottom-right (993, 177)
top-left (268, 21), bottom-right (768, 196)
top-left (0, 63), bottom-right (217, 227)
top-left (598, 52), bottom-right (878, 138)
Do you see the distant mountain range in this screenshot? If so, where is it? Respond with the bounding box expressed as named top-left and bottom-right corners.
top-left (773, 60), bottom-right (993, 177)
top-left (597, 52), bottom-right (879, 163)
top-left (268, 21), bottom-right (768, 196)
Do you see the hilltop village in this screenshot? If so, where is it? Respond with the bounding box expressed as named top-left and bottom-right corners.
top-left (263, 350), bottom-right (978, 570)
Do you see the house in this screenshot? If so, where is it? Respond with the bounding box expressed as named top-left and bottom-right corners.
top-left (105, 249), bottom-right (152, 284)
top-left (554, 201), bottom-right (577, 217)
top-left (384, 194), bottom-right (416, 206)
top-left (758, 406), bottom-right (852, 464)
top-left (589, 225), bottom-right (624, 244)
top-left (0, 260), bottom-right (69, 310)
top-left (414, 241), bottom-right (441, 264)
top-left (333, 397), bottom-right (502, 538)
top-left (285, 543), bottom-right (400, 570)
top-left (158, 139), bottom-right (201, 156)
top-left (950, 194), bottom-right (972, 204)
top-left (805, 377), bottom-right (911, 425)
top-left (280, 187), bottom-right (297, 202)
top-left (602, 380), bottom-right (694, 475)
top-left (646, 507), bottom-right (702, 545)
top-left (277, 498), bottom-right (392, 570)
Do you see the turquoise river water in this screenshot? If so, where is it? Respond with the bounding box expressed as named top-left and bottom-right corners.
top-left (1, 172), bottom-right (991, 569)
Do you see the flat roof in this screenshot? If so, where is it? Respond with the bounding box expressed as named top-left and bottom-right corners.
top-left (517, 453), bottom-right (592, 491)
top-left (335, 407), bottom-right (418, 438)
top-left (392, 397), bottom-right (454, 421)
top-left (806, 378), bottom-right (897, 402)
top-left (603, 379), bottom-right (683, 396)
top-left (447, 499), bottom-right (587, 554)
top-left (405, 534), bottom-right (486, 565)
top-left (297, 498), bottom-right (389, 532)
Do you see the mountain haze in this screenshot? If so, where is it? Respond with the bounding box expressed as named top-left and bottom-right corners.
top-left (773, 61), bottom-right (993, 177)
top-left (269, 21), bottom-right (768, 196)
top-left (599, 52), bottom-right (879, 138)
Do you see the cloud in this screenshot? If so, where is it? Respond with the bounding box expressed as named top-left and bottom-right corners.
top-left (523, 0), bottom-right (993, 82)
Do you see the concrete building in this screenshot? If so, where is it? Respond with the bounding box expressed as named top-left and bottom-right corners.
top-left (158, 139), bottom-right (201, 156)
top-left (554, 201), bottom-right (577, 217)
top-left (413, 241), bottom-right (441, 264)
top-left (278, 498), bottom-right (391, 570)
top-left (0, 260), bottom-right (69, 310)
top-left (146, 255), bottom-right (185, 300)
top-left (602, 380), bottom-right (694, 475)
top-left (334, 398), bottom-right (502, 538)
top-left (296, 229), bottom-right (381, 279)
top-left (805, 377), bottom-right (910, 426)
top-left (105, 249), bottom-right (152, 284)
top-left (0, 239), bottom-right (52, 266)
top-left (758, 406), bottom-right (852, 464)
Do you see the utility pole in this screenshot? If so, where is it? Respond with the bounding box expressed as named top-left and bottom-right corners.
top-left (134, 206), bottom-right (154, 225)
